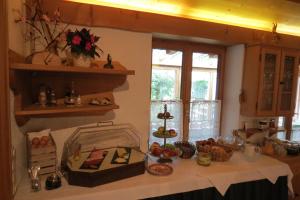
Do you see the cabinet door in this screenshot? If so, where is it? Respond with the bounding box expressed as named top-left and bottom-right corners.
top-left (257, 48), bottom-right (281, 116)
top-left (277, 50), bottom-right (299, 115)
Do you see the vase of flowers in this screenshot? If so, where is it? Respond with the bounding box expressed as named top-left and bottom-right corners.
top-left (66, 28), bottom-right (102, 67)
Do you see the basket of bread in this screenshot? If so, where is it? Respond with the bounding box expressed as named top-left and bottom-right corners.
top-left (196, 138), bottom-right (233, 162)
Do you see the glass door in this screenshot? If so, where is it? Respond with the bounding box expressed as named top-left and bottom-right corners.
top-left (257, 48), bottom-right (281, 116)
top-left (277, 50), bottom-right (299, 115)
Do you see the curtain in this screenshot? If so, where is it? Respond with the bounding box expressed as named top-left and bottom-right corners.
top-left (189, 100), bottom-right (221, 141)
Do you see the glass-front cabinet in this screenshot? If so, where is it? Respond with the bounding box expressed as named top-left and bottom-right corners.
top-left (241, 45), bottom-right (299, 117)
top-left (257, 48), bottom-right (281, 115)
top-left (277, 50), bottom-right (299, 115)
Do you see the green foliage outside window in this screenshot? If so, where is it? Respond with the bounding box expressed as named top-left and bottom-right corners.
top-left (192, 80), bottom-right (208, 100)
top-left (151, 73), bottom-right (175, 100)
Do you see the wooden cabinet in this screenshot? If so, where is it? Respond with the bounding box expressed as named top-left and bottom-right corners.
top-left (241, 45), bottom-right (299, 117)
top-left (9, 51), bottom-right (134, 126)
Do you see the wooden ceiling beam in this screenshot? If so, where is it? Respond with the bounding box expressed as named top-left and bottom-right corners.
top-left (41, 0), bottom-right (300, 48)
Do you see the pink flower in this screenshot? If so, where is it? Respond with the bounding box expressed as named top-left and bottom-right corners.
top-left (85, 42), bottom-right (92, 51)
top-left (90, 35), bottom-right (95, 43)
top-left (72, 35), bottom-right (81, 45)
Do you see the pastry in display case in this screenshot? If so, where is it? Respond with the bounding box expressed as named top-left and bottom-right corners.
top-left (61, 122), bottom-right (146, 187)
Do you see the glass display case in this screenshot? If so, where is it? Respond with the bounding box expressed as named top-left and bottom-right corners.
top-left (61, 122), bottom-right (145, 187)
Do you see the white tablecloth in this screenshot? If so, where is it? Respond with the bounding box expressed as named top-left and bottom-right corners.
top-left (14, 152), bottom-right (293, 200)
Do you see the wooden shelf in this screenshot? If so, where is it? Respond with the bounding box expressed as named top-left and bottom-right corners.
top-left (11, 62), bottom-right (135, 75)
top-left (15, 104), bottom-right (119, 118)
top-left (9, 50), bottom-right (134, 126)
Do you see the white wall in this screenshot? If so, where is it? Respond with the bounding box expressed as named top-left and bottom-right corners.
top-left (22, 27), bottom-right (152, 152)
top-left (221, 44), bottom-right (245, 136)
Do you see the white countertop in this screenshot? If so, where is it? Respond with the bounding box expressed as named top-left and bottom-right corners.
top-left (14, 152), bottom-right (293, 200)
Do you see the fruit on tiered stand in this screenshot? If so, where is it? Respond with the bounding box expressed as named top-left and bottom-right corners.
top-left (151, 104), bottom-right (178, 163)
top-left (150, 142), bottom-right (178, 158)
top-left (153, 127), bottom-right (177, 138)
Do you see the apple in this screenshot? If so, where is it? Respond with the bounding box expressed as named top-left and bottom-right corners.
top-left (150, 142), bottom-right (160, 151)
top-left (169, 129), bottom-right (176, 136)
top-left (40, 136), bottom-right (49, 143)
top-left (163, 149), bottom-right (177, 157)
top-left (31, 137), bottom-right (40, 146)
top-left (40, 139), bottom-right (48, 147)
top-left (151, 147), bottom-right (162, 157)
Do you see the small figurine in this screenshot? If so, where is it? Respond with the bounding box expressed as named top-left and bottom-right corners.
top-left (38, 85), bottom-right (47, 107)
top-left (104, 54), bottom-right (114, 69)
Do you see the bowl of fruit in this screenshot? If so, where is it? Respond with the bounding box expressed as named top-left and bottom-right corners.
top-left (174, 141), bottom-right (196, 159)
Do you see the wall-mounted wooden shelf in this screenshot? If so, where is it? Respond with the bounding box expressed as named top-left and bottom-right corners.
top-left (11, 62), bottom-right (135, 75)
top-left (9, 50), bottom-right (134, 126)
top-left (15, 104), bottom-right (119, 118)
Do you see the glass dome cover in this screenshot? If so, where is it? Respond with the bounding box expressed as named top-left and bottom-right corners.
top-left (61, 122), bottom-right (141, 171)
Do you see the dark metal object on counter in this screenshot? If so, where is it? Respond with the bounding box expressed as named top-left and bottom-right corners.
top-left (45, 173), bottom-right (62, 190)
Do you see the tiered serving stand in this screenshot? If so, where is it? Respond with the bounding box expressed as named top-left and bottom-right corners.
top-left (152, 104), bottom-right (177, 163)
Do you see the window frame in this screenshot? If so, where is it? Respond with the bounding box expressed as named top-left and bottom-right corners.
top-left (152, 38), bottom-right (226, 141)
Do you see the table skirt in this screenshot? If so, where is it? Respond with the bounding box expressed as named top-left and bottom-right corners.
top-left (145, 176), bottom-right (288, 200)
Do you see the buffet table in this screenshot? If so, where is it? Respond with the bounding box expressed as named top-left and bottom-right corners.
top-left (14, 152), bottom-right (293, 200)
top-left (273, 155), bottom-right (300, 200)
top-left (146, 176), bottom-right (288, 200)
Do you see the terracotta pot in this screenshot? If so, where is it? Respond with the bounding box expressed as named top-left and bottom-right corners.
top-left (73, 55), bottom-right (92, 67)
top-left (31, 51), bottom-right (61, 65)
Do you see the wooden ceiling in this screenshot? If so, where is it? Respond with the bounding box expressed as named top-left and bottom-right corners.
top-left (41, 0), bottom-right (300, 48)
top-left (64, 0), bottom-right (300, 36)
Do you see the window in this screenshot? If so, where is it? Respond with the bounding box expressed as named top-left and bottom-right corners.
top-left (291, 75), bottom-right (300, 141)
top-left (151, 49), bottom-right (182, 100)
top-left (150, 39), bottom-right (225, 143)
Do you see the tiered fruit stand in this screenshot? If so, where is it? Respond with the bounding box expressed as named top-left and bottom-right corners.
top-left (152, 104), bottom-right (177, 163)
